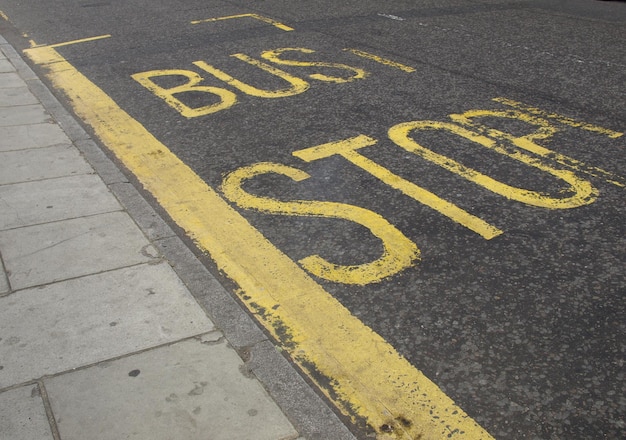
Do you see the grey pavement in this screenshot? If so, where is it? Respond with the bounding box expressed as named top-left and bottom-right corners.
top-left (0, 35), bottom-right (354, 440)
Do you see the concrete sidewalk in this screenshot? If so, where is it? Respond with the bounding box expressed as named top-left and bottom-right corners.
top-left (0, 35), bottom-right (355, 440)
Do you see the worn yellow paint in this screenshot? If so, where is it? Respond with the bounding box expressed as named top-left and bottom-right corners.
top-left (344, 48), bottom-right (416, 73)
top-left (194, 55), bottom-right (310, 98)
top-left (131, 69), bottom-right (238, 118)
top-left (25, 43), bottom-right (494, 440)
top-left (0, 10), bottom-right (9, 21)
top-left (25, 34), bottom-right (112, 49)
top-left (48, 34), bottom-right (111, 48)
top-left (221, 162), bottom-right (420, 284)
top-left (389, 120), bottom-right (598, 209)
top-left (191, 13), bottom-right (294, 31)
top-left (451, 109), bottom-right (626, 188)
top-left (261, 48), bottom-right (368, 83)
top-left (294, 135), bottom-right (503, 239)
top-left (493, 97), bottom-right (624, 139)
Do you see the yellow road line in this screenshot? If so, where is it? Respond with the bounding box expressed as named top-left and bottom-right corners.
top-left (49, 34), bottom-right (112, 48)
top-left (344, 48), bottom-right (416, 73)
top-left (27, 34), bottom-right (112, 49)
top-left (191, 13), bottom-right (294, 31)
top-left (25, 43), bottom-right (494, 440)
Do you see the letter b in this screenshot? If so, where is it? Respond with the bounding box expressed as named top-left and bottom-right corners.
top-left (131, 69), bottom-right (237, 118)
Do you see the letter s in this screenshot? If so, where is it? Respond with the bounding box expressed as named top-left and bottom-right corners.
top-left (221, 162), bottom-right (419, 285)
top-left (261, 48), bottom-right (368, 84)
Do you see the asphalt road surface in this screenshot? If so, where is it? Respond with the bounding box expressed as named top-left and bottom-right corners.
top-left (1, 1), bottom-right (624, 439)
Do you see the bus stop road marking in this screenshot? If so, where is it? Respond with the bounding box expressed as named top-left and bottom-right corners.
top-left (25, 42), bottom-right (494, 440)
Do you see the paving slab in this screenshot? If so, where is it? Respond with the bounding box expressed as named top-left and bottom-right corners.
top-left (0, 385), bottom-right (54, 440)
top-left (0, 58), bottom-right (13, 73)
top-left (0, 262), bottom-right (214, 387)
top-left (0, 211), bottom-right (156, 290)
top-left (0, 174), bottom-right (122, 230)
top-left (44, 337), bottom-right (299, 440)
top-left (0, 86), bottom-right (38, 106)
top-left (0, 71), bottom-right (24, 88)
top-left (0, 103), bottom-right (51, 126)
top-left (0, 143), bottom-right (94, 185)
top-left (0, 123), bottom-right (70, 152)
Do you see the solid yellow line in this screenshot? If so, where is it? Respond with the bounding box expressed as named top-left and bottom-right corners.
top-left (36, 34), bottom-right (113, 48)
top-left (344, 48), bottom-right (416, 73)
top-left (25, 44), bottom-right (494, 440)
top-left (191, 13), bottom-right (294, 31)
